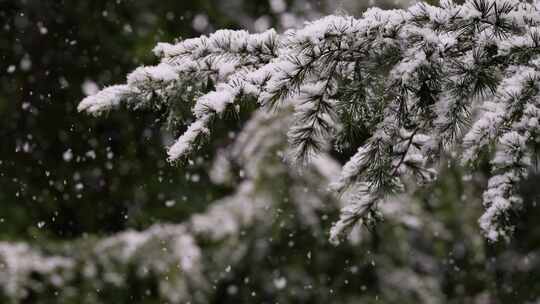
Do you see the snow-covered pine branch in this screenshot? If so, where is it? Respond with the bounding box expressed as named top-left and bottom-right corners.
top-left (80, 0), bottom-right (540, 243)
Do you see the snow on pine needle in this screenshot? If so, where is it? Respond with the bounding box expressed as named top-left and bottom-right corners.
top-left (80, 0), bottom-right (540, 244)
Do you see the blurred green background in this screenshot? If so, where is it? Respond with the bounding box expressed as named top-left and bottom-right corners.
top-left (0, 0), bottom-right (246, 240)
top-left (1, 0), bottom-right (540, 303)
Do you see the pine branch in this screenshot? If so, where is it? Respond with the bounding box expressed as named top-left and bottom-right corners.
top-left (79, 0), bottom-right (540, 243)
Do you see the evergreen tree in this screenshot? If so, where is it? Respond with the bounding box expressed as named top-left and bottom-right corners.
top-left (4, 0), bottom-right (540, 303)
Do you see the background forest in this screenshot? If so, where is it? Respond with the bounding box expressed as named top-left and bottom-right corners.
top-left (2, 0), bottom-right (540, 303)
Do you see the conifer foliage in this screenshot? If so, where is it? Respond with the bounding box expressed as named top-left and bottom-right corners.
top-left (80, 0), bottom-right (540, 243)
top-left (3, 0), bottom-right (540, 302)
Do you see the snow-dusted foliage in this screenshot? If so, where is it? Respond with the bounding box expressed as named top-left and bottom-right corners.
top-left (79, 0), bottom-right (540, 244)
top-left (0, 225), bottom-right (205, 303)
